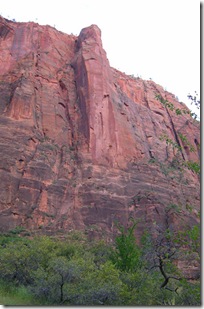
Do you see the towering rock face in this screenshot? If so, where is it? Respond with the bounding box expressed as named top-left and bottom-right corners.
top-left (0, 17), bottom-right (200, 242)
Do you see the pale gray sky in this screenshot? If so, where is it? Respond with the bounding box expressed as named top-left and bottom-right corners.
top-left (0, 0), bottom-right (200, 114)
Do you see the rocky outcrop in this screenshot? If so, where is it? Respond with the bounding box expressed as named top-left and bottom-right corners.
top-left (0, 16), bottom-right (200, 249)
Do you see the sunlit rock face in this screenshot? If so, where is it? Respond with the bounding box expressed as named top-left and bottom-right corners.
top-left (0, 16), bottom-right (200, 249)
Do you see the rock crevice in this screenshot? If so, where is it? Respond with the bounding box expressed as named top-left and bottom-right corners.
top-left (0, 17), bottom-right (200, 245)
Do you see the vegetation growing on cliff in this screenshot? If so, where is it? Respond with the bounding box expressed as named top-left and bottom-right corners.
top-left (0, 221), bottom-right (200, 306)
top-left (155, 93), bottom-right (200, 175)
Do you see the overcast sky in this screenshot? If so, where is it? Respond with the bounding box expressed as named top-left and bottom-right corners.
top-left (0, 0), bottom-right (200, 114)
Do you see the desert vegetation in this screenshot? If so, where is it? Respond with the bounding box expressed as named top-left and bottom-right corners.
top-left (0, 219), bottom-right (200, 306)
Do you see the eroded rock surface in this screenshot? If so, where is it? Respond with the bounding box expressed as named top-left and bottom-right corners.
top-left (0, 16), bottom-right (200, 257)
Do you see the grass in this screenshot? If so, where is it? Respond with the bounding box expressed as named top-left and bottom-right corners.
top-left (0, 283), bottom-right (36, 305)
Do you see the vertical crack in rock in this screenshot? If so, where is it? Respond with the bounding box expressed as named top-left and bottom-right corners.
top-left (0, 17), bottom-right (200, 266)
top-left (165, 105), bottom-right (185, 160)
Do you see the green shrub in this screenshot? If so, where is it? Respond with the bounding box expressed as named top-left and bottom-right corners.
top-left (0, 226), bottom-right (200, 305)
top-left (111, 220), bottom-right (142, 272)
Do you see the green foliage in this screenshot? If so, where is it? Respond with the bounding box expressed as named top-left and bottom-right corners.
top-left (155, 93), bottom-right (197, 119)
top-left (118, 270), bottom-right (162, 305)
top-left (73, 261), bottom-right (122, 305)
top-left (154, 93), bottom-right (200, 176)
top-left (173, 224), bottom-right (200, 259)
top-left (0, 226), bottom-right (200, 305)
top-left (178, 133), bottom-right (195, 152)
top-left (155, 94), bottom-right (175, 111)
top-left (31, 256), bottom-right (85, 304)
top-left (0, 280), bottom-right (36, 305)
top-left (149, 156), bottom-right (184, 180)
top-left (166, 203), bottom-right (181, 213)
top-left (186, 203), bottom-right (193, 213)
top-left (0, 240), bottom-right (35, 285)
top-left (184, 160), bottom-right (200, 174)
top-left (8, 226), bottom-right (26, 235)
top-left (187, 225), bottom-right (200, 254)
top-left (88, 239), bottom-right (112, 266)
top-left (159, 133), bottom-right (181, 151)
top-left (0, 233), bottom-right (23, 246)
top-left (111, 220), bottom-right (141, 272)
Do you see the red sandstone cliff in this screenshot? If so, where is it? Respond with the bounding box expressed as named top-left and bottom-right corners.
top-left (0, 17), bottom-right (200, 246)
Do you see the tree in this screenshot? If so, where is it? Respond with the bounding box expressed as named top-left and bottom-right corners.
top-left (187, 91), bottom-right (200, 109)
top-left (73, 261), bottom-right (122, 305)
top-left (0, 240), bottom-right (37, 285)
top-left (111, 219), bottom-right (141, 272)
top-left (31, 256), bottom-right (84, 304)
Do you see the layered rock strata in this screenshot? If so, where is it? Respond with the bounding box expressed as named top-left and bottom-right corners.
top-left (0, 16), bottom-right (200, 252)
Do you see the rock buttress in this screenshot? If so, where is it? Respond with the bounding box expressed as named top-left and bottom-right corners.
top-left (0, 17), bottom-right (200, 272)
